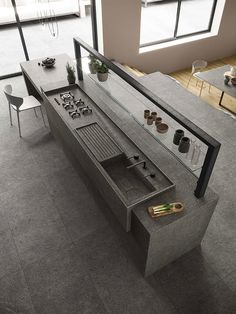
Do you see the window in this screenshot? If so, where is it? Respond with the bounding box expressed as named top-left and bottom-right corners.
top-left (140, 0), bottom-right (218, 47)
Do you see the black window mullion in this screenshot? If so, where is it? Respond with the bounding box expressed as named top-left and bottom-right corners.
top-left (173, 0), bottom-right (182, 38)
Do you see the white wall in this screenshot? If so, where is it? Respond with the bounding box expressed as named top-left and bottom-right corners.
top-left (100, 0), bottom-right (236, 73)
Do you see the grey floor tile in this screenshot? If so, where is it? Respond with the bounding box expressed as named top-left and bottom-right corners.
top-left (222, 270), bottom-right (236, 294)
top-left (44, 165), bottom-right (89, 200)
top-left (201, 229), bottom-right (236, 279)
top-left (0, 211), bottom-right (9, 234)
top-left (12, 214), bottom-right (72, 269)
top-left (0, 229), bottom-right (21, 280)
top-left (23, 245), bottom-right (107, 314)
top-left (54, 193), bottom-right (109, 243)
top-left (154, 248), bottom-right (236, 314)
top-left (0, 270), bottom-right (35, 314)
top-left (75, 227), bottom-right (177, 314)
top-left (2, 179), bottom-right (72, 268)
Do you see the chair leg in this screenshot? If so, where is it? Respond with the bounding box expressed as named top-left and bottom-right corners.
top-left (208, 84), bottom-right (211, 93)
top-left (8, 103), bottom-right (13, 126)
top-left (187, 75), bottom-right (192, 88)
top-left (16, 111), bottom-right (22, 137)
top-left (40, 106), bottom-right (46, 127)
top-left (199, 81), bottom-right (204, 97)
top-left (34, 108), bottom-right (38, 117)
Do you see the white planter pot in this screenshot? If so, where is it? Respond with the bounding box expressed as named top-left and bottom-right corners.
top-left (97, 72), bottom-right (108, 82)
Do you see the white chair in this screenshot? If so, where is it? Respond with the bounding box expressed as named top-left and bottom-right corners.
top-left (4, 84), bottom-right (46, 137)
top-left (187, 60), bottom-right (209, 96)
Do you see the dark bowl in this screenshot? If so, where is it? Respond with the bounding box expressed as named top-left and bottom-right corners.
top-left (156, 123), bottom-right (169, 134)
top-left (42, 58), bottom-right (56, 68)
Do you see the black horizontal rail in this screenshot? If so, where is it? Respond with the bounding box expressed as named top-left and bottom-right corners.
top-left (73, 37), bottom-right (220, 198)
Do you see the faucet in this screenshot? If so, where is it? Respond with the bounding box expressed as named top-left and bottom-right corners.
top-left (127, 153), bottom-right (140, 161)
top-left (127, 160), bottom-right (147, 170)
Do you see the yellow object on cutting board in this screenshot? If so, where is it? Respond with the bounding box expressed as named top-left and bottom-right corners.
top-left (147, 202), bottom-right (184, 218)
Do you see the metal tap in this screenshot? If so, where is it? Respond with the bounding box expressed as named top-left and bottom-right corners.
top-left (127, 160), bottom-right (146, 170)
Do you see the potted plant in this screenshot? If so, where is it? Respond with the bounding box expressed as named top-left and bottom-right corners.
top-left (96, 62), bottom-right (109, 82)
top-left (66, 62), bottom-right (76, 84)
top-left (88, 54), bottom-right (98, 74)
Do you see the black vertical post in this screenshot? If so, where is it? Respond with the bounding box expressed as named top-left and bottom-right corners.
top-left (11, 0), bottom-right (29, 61)
top-left (91, 0), bottom-right (98, 50)
top-left (194, 144), bottom-right (220, 198)
top-left (73, 39), bottom-right (83, 81)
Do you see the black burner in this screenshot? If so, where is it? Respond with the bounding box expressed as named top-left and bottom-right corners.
top-left (69, 110), bottom-right (80, 119)
top-left (60, 92), bottom-right (74, 102)
top-left (63, 103), bottom-right (74, 110)
top-left (74, 99), bottom-right (85, 107)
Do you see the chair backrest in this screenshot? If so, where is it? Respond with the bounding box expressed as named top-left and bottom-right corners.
top-left (192, 60), bottom-right (208, 74)
top-left (4, 84), bottom-right (23, 109)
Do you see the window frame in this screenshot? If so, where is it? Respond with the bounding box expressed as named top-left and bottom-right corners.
top-left (140, 0), bottom-right (218, 48)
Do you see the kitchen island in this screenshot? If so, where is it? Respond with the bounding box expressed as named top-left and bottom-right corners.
top-left (21, 54), bottom-right (219, 276)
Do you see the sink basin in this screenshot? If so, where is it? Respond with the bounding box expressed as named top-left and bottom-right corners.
top-left (101, 154), bottom-right (174, 207)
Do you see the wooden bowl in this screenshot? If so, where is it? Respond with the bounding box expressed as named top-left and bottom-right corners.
top-left (231, 77), bottom-right (236, 86)
top-left (156, 123), bottom-right (168, 133)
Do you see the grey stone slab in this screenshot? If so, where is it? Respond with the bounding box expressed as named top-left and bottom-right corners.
top-left (132, 197), bottom-right (218, 276)
top-left (54, 193), bottom-right (109, 244)
top-left (0, 270), bottom-right (36, 314)
top-left (75, 227), bottom-right (177, 314)
top-left (0, 211), bottom-right (9, 234)
top-left (201, 226), bottom-right (236, 278)
top-left (2, 178), bottom-right (72, 268)
top-left (0, 229), bottom-right (20, 280)
top-left (223, 270), bottom-right (236, 294)
top-left (0, 147), bottom-right (42, 195)
top-left (13, 214), bottom-right (72, 269)
top-left (31, 135), bottom-right (72, 176)
top-left (154, 248), bottom-right (236, 314)
top-left (23, 245), bottom-right (107, 314)
top-left (44, 165), bottom-right (90, 200)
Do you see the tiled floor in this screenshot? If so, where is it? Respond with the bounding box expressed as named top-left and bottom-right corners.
top-left (0, 76), bottom-right (236, 314)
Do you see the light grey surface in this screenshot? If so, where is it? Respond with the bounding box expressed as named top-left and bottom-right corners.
top-left (40, 69), bottom-right (218, 276)
top-left (42, 84), bottom-right (174, 231)
top-left (195, 64), bottom-right (236, 98)
top-left (0, 74), bottom-right (235, 313)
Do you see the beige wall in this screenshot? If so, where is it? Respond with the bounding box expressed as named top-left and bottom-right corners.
top-left (100, 0), bottom-right (236, 73)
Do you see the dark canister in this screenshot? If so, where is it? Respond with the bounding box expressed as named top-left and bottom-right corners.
top-left (178, 136), bottom-right (190, 153)
top-left (144, 109), bottom-right (150, 119)
top-left (173, 129), bottom-right (184, 145)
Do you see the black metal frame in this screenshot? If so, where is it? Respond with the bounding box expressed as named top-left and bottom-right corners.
top-left (140, 0), bottom-right (218, 48)
top-left (74, 37), bottom-right (221, 198)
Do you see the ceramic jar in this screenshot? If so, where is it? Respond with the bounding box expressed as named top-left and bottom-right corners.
top-left (151, 111), bottom-right (157, 121)
top-left (144, 109), bottom-right (150, 119)
top-left (147, 116), bottom-right (153, 125)
top-left (173, 129), bottom-right (184, 145)
top-left (155, 117), bottom-right (162, 125)
top-left (178, 137), bottom-right (190, 153)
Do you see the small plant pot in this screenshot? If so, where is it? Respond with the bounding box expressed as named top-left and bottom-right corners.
top-left (147, 116), bottom-right (153, 125)
top-left (156, 123), bottom-right (168, 133)
top-left (97, 72), bottom-right (108, 82)
top-left (144, 109), bottom-right (150, 119)
top-left (178, 136), bottom-right (190, 153)
top-left (151, 111), bottom-right (157, 121)
top-left (67, 75), bottom-right (76, 84)
top-left (155, 117), bottom-right (162, 126)
top-left (89, 63), bottom-right (97, 74)
top-left (173, 129), bottom-right (184, 145)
